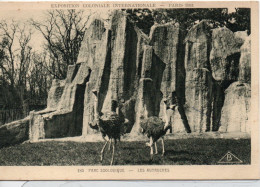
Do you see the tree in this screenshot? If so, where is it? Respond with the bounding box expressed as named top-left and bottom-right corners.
top-left (28, 52), bottom-right (52, 105)
top-left (227, 8), bottom-right (251, 34)
top-left (31, 10), bottom-right (90, 79)
top-left (125, 8), bottom-right (251, 36)
top-left (0, 20), bottom-right (32, 114)
top-left (125, 8), bottom-right (231, 35)
top-left (124, 9), bottom-right (154, 34)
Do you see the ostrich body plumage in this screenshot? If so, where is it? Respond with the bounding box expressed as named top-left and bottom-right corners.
top-left (91, 111), bottom-right (125, 141)
top-left (90, 89), bottom-right (129, 165)
top-left (139, 100), bottom-right (175, 160)
top-left (140, 116), bottom-right (171, 143)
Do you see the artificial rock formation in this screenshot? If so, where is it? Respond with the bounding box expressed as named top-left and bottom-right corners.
top-left (184, 20), bottom-right (251, 133)
top-left (219, 35), bottom-right (251, 132)
top-left (0, 117), bottom-right (29, 148)
top-left (219, 82), bottom-right (251, 133)
top-left (0, 11), bottom-right (252, 147)
top-left (80, 19), bottom-right (111, 136)
top-left (46, 79), bottom-right (66, 111)
top-left (184, 20), bottom-right (213, 132)
top-left (239, 36), bottom-right (251, 83)
top-left (210, 27), bottom-right (243, 84)
top-left (29, 62), bottom-right (91, 141)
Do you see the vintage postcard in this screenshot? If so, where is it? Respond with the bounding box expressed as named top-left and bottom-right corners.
top-left (0, 1), bottom-right (259, 180)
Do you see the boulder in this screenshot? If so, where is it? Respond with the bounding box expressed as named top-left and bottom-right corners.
top-left (183, 22), bottom-right (250, 133)
top-left (0, 117), bottom-right (29, 147)
top-left (167, 107), bottom-right (186, 133)
top-left (46, 79), bottom-right (66, 111)
top-left (184, 20), bottom-right (212, 70)
top-left (149, 23), bottom-right (180, 118)
top-left (77, 19), bottom-right (106, 68)
top-left (81, 20), bottom-right (111, 136)
top-left (132, 77), bottom-right (154, 134)
top-left (185, 68), bottom-right (213, 132)
top-left (184, 21), bottom-right (213, 132)
top-left (208, 28), bottom-right (249, 132)
top-left (29, 63), bottom-right (91, 140)
top-left (29, 111), bottom-right (44, 141)
top-left (234, 31), bottom-right (248, 44)
top-left (238, 36), bottom-right (251, 83)
top-left (131, 45), bottom-right (154, 134)
top-left (82, 11), bottom-right (150, 136)
top-left (132, 44), bottom-right (165, 134)
top-left (102, 11), bottom-right (140, 113)
top-left (219, 82), bottom-right (250, 133)
top-left (83, 11), bottom-right (150, 137)
top-left (143, 22), bottom-right (189, 133)
top-left (210, 27), bottom-right (244, 86)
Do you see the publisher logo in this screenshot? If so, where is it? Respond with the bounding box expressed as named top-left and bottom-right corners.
top-left (218, 151), bottom-right (243, 164)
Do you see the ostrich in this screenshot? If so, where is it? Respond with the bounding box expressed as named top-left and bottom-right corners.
top-left (140, 99), bottom-right (176, 160)
top-left (89, 90), bottom-right (128, 165)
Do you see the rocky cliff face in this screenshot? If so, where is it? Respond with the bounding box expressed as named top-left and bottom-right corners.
top-left (219, 82), bottom-right (251, 133)
top-left (28, 62), bottom-right (91, 141)
top-left (183, 21), bottom-right (251, 133)
top-left (0, 11), bottom-right (251, 146)
top-left (184, 21), bottom-right (213, 132)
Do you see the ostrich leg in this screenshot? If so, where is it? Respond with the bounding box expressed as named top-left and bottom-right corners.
top-left (149, 137), bottom-right (154, 160)
top-left (101, 137), bottom-right (109, 162)
top-left (108, 139), bottom-right (112, 151)
top-left (154, 142), bottom-right (158, 155)
top-left (161, 137), bottom-right (165, 156)
top-left (110, 139), bottom-right (116, 165)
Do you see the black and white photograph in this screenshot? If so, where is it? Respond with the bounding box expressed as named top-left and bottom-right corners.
top-left (0, 1), bottom-right (258, 180)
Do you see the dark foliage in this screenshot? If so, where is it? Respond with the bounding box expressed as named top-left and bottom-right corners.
top-left (124, 8), bottom-right (250, 35)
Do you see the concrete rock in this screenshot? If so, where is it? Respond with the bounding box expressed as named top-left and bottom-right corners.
top-left (184, 21), bottom-right (213, 132)
top-left (185, 20), bottom-right (212, 70)
top-left (77, 19), bottom-right (106, 67)
top-left (185, 68), bottom-right (213, 132)
top-left (30, 63), bottom-right (91, 140)
top-left (102, 11), bottom-right (139, 113)
top-left (149, 23), bottom-right (180, 118)
top-left (2, 15), bottom-right (251, 146)
top-left (46, 79), bottom-right (66, 110)
top-left (83, 11), bottom-right (150, 137)
top-left (210, 27), bottom-right (244, 85)
top-left (82, 20), bottom-right (111, 136)
top-left (0, 117), bottom-right (29, 147)
top-left (238, 36), bottom-right (251, 83)
top-left (29, 111), bottom-right (44, 141)
top-left (219, 82), bottom-right (251, 132)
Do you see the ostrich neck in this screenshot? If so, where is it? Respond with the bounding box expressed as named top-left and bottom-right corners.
top-left (116, 107), bottom-right (119, 115)
top-left (163, 103), bottom-right (170, 130)
top-left (93, 97), bottom-right (99, 120)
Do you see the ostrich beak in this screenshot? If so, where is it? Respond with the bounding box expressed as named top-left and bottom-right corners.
top-left (92, 89), bottom-right (98, 96)
top-left (162, 99), bottom-right (167, 104)
top-left (170, 104), bottom-right (176, 110)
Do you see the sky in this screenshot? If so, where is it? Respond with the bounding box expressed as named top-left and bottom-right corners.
top-left (0, 10), bottom-right (45, 52)
top-left (0, 9), bottom-right (109, 52)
